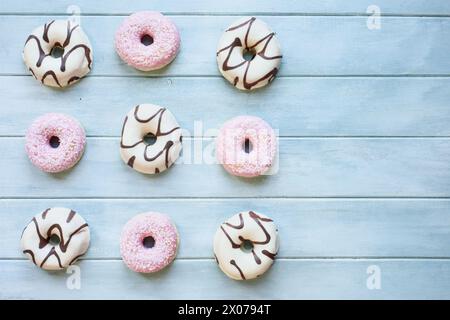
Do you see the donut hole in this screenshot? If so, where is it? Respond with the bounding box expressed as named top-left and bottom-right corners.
top-left (240, 239), bottom-right (254, 253)
top-left (49, 136), bottom-right (60, 148)
top-left (140, 34), bottom-right (154, 46)
top-left (143, 132), bottom-right (157, 146)
top-left (143, 236), bottom-right (155, 249)
top-left (243, 138), bottom-right (252, 154)
top-left (50, 45), bottom-right (65, 58)
top-left (49, 234), bottom-right (61, 246)
top-left (243, 48), bottom-right (256, 61)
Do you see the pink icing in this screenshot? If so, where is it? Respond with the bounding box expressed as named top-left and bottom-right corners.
top-left (216, 116), bottom-right (277, 177)
top-left (114, 11), bottom-right (181, 71)
top-left (120, 212), bottom-right (179, 273)
top-left (25, 113), bottom-right (86, 173)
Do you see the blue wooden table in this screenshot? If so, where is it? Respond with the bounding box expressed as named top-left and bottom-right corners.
top-left (1, 0), bottom-right (450, 299)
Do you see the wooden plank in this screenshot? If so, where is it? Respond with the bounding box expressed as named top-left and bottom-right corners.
top-left (2, 16), bottom-right (450, 76)
top-left (2, 0), bottom-right (450, 15)
top-left (2, 76), bottom-right (450, 137)
top-left (0, 137), bottom-right (449, 198)
top-left (2, 259), bottom-right (450, 299)
top-left (2, 199), bottom-right (450, 259)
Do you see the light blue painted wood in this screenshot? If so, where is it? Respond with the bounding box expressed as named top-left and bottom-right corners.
top-left (0, 138), bottom-right (449, 198)
top-left (2, 199), bottom-right (450, 259)
top-left (2, 0), bottom-right (450, 15)
top-left (2, 259), bottom-right (450, 299)
top-left (2, 76), bottom-right (450, 137)
top-left (1, 1), bottom-right (450, 300)
top-left (2, 16), bottom-right (450, 76)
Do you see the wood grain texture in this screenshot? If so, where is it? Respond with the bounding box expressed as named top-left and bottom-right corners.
top-left (2, 259), bottom-right (450, 299)
top-left (2, 16), bottom-right (450, 76)
top-left (2, 199), bottom-right (450, 259)
top-left (2, 0), bottom-right (450, 15)
top-left (1, 137), bottom-right (449, 198)
top-left (1, 1), bottom-right (450, 300)
top-left (2, 76), bottom-right (450, 137)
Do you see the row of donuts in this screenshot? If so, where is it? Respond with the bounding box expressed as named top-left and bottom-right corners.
top-left (21, 207), bottom-right (279, 281)
top-left (26, 104), bottom-right (277, 177)
top-left (23, 11), bottom-right (282, 91)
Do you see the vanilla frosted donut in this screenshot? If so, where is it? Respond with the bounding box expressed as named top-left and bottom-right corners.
top-left (23, 19), bottom-right (93, 87)
top-left (120, 104), bottom-right (182, 174)
top-left (21, 207), bottom-right (90, 270)
top-left (214, 211), bottom-right (279, 280)
top-left (216, 17), bottom-right (282, 90)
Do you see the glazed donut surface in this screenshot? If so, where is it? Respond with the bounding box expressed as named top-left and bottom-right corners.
top-left (214, 211), bottom-right (279, 280)
top-left (120, 104), bottom-right (182, 174)
top-left (21, 207), bottom-right (90, 270)
top-left (216, 17), bottom-right (282, 90)
top-left (23, 19), bottom-right (93, 88)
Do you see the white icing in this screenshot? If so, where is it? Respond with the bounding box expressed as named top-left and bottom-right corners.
top-left (21, 207), bottom-right (90, 271)
top-left (23, 19), bottom-right (93, 88)
top-left (213, 211), bottom-right (279, 280)
top-left (216, 17), bottom-right (282, 91)
top-left (120, 104), bottom-right (182, 174)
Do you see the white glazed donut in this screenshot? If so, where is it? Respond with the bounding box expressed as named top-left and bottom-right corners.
top-left (120, 104), bottom-right (182, 174)
top-left (213, 211), bottom-right (279, 280)
top-left (23, 19), bottom-right (93, 88)
top-left (20, 207), bottom-right (90, 271)
top-left (216, 17), bottom-right (282, 91)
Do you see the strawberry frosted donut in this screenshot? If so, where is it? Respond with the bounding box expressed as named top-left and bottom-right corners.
top-left (25, 113), bottom-right (86, 173)
top-left (115, 11), bottom-right (180, 71)
top-left (120, 212), bottom-right (179, 273)
top-left (216, 116), bottom-right (277, 178)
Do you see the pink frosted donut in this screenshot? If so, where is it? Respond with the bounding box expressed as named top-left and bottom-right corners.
top-left (120, 212), bottom-right (179, 273)
top-left (216, 116), bottom-right (277, 177)
top-left (115, 11), bottom-right (180, 71)
top-left (25, 113), bottom-right (86, 173)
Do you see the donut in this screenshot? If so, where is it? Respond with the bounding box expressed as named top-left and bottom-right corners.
top-left (115, 11), bottom-right (180, 71)
top-left (120, 104), bottom-right (182, 174)
top-left (216, 17), bottom-right (282, 90)
top-left (120, 212), bottom-right (179, 273)
top-left (21, 207), bottom-right (90, 271)
top-left (23, 19), bottom-right (93, 88)
top-left (216, 116), bottom-right (277, 177)
top-left (213, 211), bottom-right (279, 280)
top-left (25, 113), bottom-right (86, 173)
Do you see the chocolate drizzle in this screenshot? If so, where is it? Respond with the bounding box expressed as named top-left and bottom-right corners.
top-left (230, 259), bottom-right (246, 280)
top-left (216, 17), bottom-right (282, 90)
top-left (41, 208), bottom-right (51, 219)
top-left (42, 20), bottom-right (55, 43)
top-left (127, 156), bottom-right (136, 168)
top-left (40, 247), bottom-right (63, 269)
top-left (67, 76), bottom-right (80, 85)
top-left (262, 250), bottom-right (276, 260)
top-left (23, 250), bottom-right (36, 265)
top-left (251, 249), bottom-right (262, 264)
top-left (29, 68), bottom-right (37, 79)
top-left (25, 35), bottom-right (47, 67)
top-left (225, 213), bottom-right (244, 229)
top-left (60, 44), bottom-right (92, 72)
top-left (41, 70), bottom-right (62, 87)
top-left (63, 21), bottom-right (79, 47)
top-left (66, 210), bottom-right (76, 223)
top-left (220, 226), bottom-right (240, 249)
